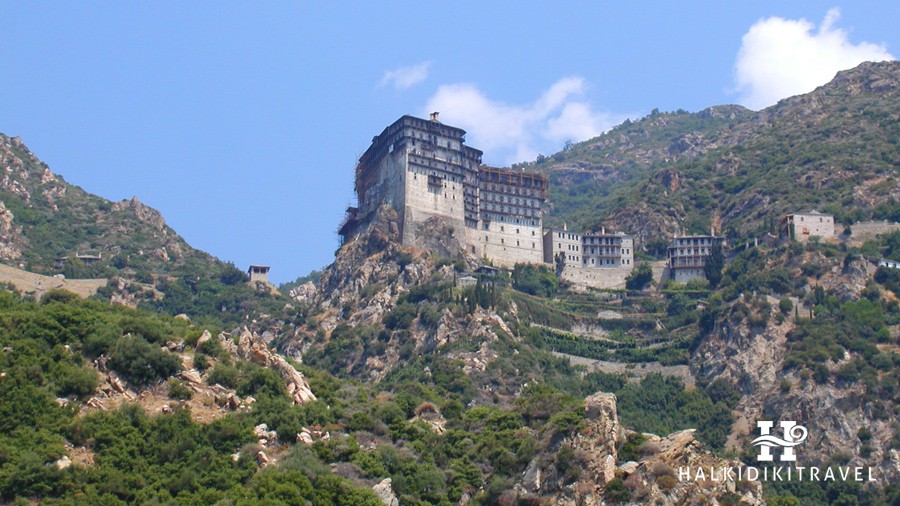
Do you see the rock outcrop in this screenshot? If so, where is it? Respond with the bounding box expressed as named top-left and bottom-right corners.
top-left (537, 391), bottom-right (764, 505)
top-left (372, 478), bottom-right (399, 506)
top-left (0, 201), bottom-right (23, 261)
top-left (220, 328), bottom-right (316, 404)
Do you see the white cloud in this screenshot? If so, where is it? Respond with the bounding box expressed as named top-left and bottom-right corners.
top-left (734, 8), bottom-right (894, 110)
top-left (379, 61), bottom-right (431, 90)
top-left (424, 77), bottom-right (629, 164)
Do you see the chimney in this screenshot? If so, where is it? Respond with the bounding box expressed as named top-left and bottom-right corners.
top-left (430, 111), bottom-right (440, 122)
top-left (601, 226), bottom-right (606, 235)
top-left (563, 222), bottom-right (568, 231)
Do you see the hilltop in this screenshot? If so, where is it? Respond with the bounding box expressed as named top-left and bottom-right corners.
top-left (534, 61), bottom-right (899, 252)
top-left (0, 134), bottom-right (286, 325)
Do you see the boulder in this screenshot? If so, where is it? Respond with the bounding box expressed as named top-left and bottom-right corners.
top-left (54, 455), bottom-right (72, 470)
top-left (178, 369), bottom-right (203, 385)
top-left (232, 328), bottom-right (317, 405)
top-left (197, 329), bottom-right (212, 345)
top-left (297, 431), bottom-right (314, 445)
top-left (372, 478), bottom-right (399, 506)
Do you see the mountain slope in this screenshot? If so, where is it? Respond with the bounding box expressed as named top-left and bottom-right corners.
top-left (536, 61), bottom-right (899, 251)
top-left (0, 134), bottom-right (285, 325)
top-left (280, 61), bottom-right (900, 505)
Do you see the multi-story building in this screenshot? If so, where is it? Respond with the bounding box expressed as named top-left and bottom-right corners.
top-left (667, 235), bottom-right (723, 283)
top-left (780, 211), bottom-right (835, 242)
top-left (340, 113), bottom-right (548, 266)
top-left (473, 166), bottom-right (547, 265)
top-left (581, 231), bottom-right (633, 268)
top-left (542, 226), bottom-right (582, 265)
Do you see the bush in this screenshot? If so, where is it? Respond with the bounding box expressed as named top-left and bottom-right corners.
top-left (207, 364), bottom-right (240, 389)
top-left (108, 335), bottom-right (182, 386)
top-left (54, 363), bottom-right (99, 398)
top-left (604, 477), bottom-right (631, 504)
top-left (384, 303), bottom-right (416, 330)
top-left (779, 298), bottom-right (794, 315)
top-left (626, 263), bottom-right (654, 290)
top-left (512, 264), bottom-right (559, 297)
top-left (168, 378), bottom-right (193, 400)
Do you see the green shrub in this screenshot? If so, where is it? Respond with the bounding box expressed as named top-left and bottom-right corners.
top-left (511, 263), bottom-right (559, 297)
top-left (626, 263), bottom-right (654, 290)
top-left (54, 362), bottom-right (99, 398)
top-left (108, 334), bottom-right (181, 386)
top-left (604, 477), bottom-right (631, 504)
top-left (779, 298), bottom-right (794, 314)
top-left (207, 364), bottom-right (240, 389)
top-left (168, 378), bottom-right (193, 400)
top-left (384, 303), bottom-right (416, 330)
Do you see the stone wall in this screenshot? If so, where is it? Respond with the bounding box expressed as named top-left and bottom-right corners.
top-left (673, 267), bottom-right (705, 283)
top-left (467, 221), bottom-right (544, 267)
top-left (851, 220), bottom-right (900, 238)
top-left (402, 166), bottom-right (466, 246)
top-left (560, 264), bottom-right (632, 289)
top-left (358, 150), bottom-right (408, 234)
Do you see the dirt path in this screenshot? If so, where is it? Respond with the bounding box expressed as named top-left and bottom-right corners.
top-left (0, 263), bottom-right (107, 297)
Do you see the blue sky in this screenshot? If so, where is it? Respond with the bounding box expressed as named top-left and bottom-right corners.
top-left (0, 2), bottom-right (896, 283)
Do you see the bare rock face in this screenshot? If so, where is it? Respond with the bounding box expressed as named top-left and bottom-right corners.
top-left (372, 478), bottom-right (399, 506)
top-left (289, 281), bottom-right (317, 303)
top-left (575, 391), bottom-right (621, 484)
top-left (223, 328), bottom-right (317, 404)
top-left (0, 201), bottom-right (24, 261)
top-left (537, 392), bottom-right (764, 505)
top-left (112, 196), bottom-right (167, 232)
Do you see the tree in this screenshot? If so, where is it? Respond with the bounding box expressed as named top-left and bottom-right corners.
top-left (625, 262), bottom-right (654, 290)
top-left (704, 241), bottom-right (724, 288)
top-left (512, 264), bottom-right (559, 298)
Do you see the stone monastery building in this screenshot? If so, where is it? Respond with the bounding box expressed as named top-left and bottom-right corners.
top-left (339, 114), bottom-right (635, 285)
top-left (340, 113), bottom-right (549, 266)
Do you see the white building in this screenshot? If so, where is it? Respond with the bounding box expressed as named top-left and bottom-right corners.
top-left (543, 226), bottom-right (582, 266)
top-left (667, 235), bottom-right (723, 283)
top-left (781, 211), bottom-right (835, 242)
top-left (581, 231), bottom-right (633, 269)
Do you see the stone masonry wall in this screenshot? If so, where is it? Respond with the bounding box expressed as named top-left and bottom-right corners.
top-left (467, 221), bottom-right (544, 267)
top-left (560, 264), bottom-right (631, 289)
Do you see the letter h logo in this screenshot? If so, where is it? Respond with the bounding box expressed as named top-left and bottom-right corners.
top-left (752, 420), bottom-right (808, 462)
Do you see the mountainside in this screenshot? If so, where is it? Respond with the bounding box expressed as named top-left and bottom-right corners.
top-left (279, 61), bottom-right (900, 505)
top-left (537, 61), bottom-right (899, 251)
top-left (1, 61), bottom-right (898, 506)
top-left (0, 134), bottom-right (286, 325)
top-left (0, 134), bottom-right (202, 276)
